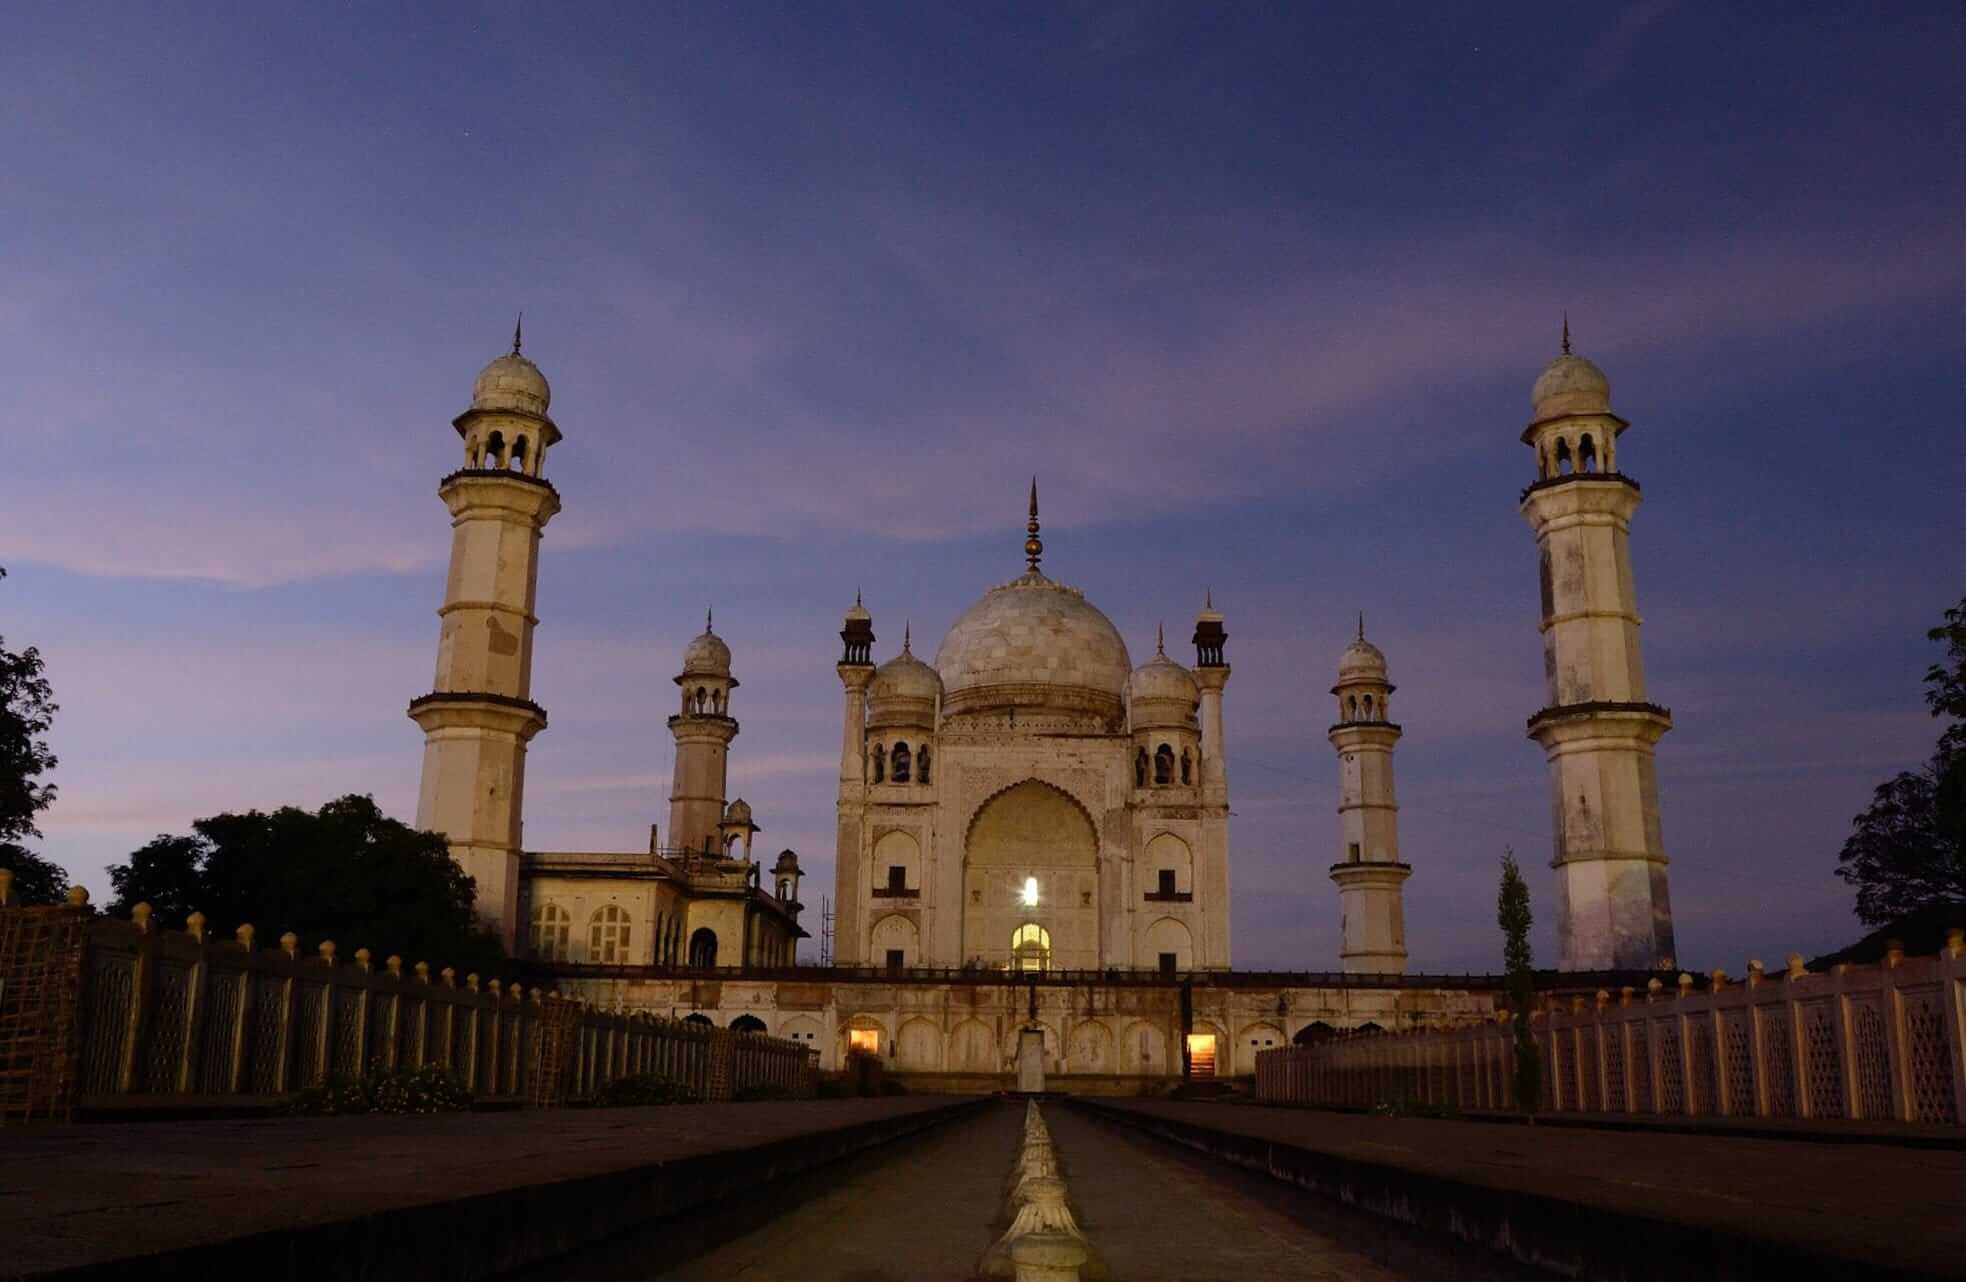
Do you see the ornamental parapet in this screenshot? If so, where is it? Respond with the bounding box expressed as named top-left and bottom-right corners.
top-left (437, 466), bottom-right (562, 497)
top-left (407, 690), bottom-right (548, 735)
top-left (1518, 471), bottom-right (1641, 505)
top-left (1525, 700), bottom-right (1671, 736)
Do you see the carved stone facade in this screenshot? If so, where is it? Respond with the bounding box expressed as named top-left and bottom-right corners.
top-left (833, 514), bottom-right (1233, 975)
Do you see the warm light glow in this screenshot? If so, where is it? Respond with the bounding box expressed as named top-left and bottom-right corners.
top-left (1185, 1033), bottom-right (1218, 1077)
top-left (1010, 922), bottom-right (1051, 972)
top-left (847, 1028), bottom-right (881, 1056)
top-left (1022, 876), bottom-right (1039, 906)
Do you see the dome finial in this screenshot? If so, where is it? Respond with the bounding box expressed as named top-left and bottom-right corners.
top-left (855, 586), bottom-right (863, 608)
top-left (513, 312), bottom-right (524, 355)
top-left (1024, 477), bottom-right (1043, 572)
top-left (1561, 312), bottom-right (1570, 356)
top-left (903, 620), bottom-right (912, 654)
top-left (705, 606), bottom-right (714, 634)
top-left (1156, 621), bottom-right (1165, 656)
top-left (1358, 610), bottom-right (1365, 641)
top-left (1205, 587), bottom-right (1213, 610)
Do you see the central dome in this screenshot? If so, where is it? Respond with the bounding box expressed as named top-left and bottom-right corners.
top-left (935, 570), bottom-right (1132, 721)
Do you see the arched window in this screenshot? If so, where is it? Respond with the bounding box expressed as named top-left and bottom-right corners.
top-left (1135, 749), bottom-right (1148, 788)
top-left (1293, 1021), bottom-right (1336, 1046)
top-left (891, 741), bottom-right (911, 783)
top-left (1347, 695), bottom-right (1358, 719)
top-left (917, 745), bottom-right (931, 784)
top-left (871, 744), bottom-right (885, 783)
top-left (588, 904), bottom-right (632, 963)
top-left (1362, 693), bottom-right (1374, 719)
top-left (1154, 743), bottom-right (1174, 785)
top-left (688, 927), bottom-right (719, 968)
top-left (486, 431), bottom-right (506, 468)
top-left (695, 686), bottom-right (709, 713)
top-left (1579, 433), bottom-right (1597, 473)
top-left (684, 1012), bottom-right (714, 1027)
top-left (1555, 438), bottom-right (1573, 475)
top-left (509, 436), bottom-right (527, 471)
top-left (731, 1014), bottom-right (767, 1035)
top-left (529, 902), bottom-right (570, 962)
top-left (1180, 749), bottom-right (1192, 785)
top-left (1010, 922), bottom-right (1051, 973)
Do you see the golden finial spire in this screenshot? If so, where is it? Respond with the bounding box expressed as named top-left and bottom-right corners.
top-left (903, 621), bottom-right (912, 654)
top-left (513, 312), bottom-right (524, 355)
top-left (1156, 621), bottom-right (1165, 656)
top-left (1024, 477), bottom-right (1043, 572)
top-left (1561, 312), bottom-right (1571, 356)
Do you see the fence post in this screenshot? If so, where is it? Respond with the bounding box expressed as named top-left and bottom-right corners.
top-left (173, 912), bottom-right (212, 1094)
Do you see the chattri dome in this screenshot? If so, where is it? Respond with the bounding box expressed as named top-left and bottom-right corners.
top-left (471, 351), bottom-right (551, 418)
top-left (935, 571), bottom-right (1132, 720)
top-left (681, 621), bottom-right (732, 678)
top-left (1337, 634), bottom-right (1388, 682)
top-left (1531, 352), bottom-right (1610, 421)
top-left (1129, 628), bottom-right (1199, 707)
top-left (870, 635), bottom-right (942, 705)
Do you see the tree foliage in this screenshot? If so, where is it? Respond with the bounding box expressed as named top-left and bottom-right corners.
top-left (1836, 596), bottom-right (1966, 927)
top-left (0, 565), bottom-right (69, 906)
top-left (1497, 847), bottom-right (1541, 1114)
top-left (108, 794), bottom-right (503, 974)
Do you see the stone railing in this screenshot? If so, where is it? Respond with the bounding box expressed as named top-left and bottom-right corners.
top-left (1256, 935), bottom-right (1966, 1126)
top-left (0, 883), bottom-right (817, 1121)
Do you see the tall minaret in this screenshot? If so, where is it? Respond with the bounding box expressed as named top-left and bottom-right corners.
top-left (831, 594), bottom-right (875, 964)
top-left (409, 322), bottom-right (562, 948)
top-left (1519, 325), bottom-right (1676, 970)
top-left (668, 612), bottom-right (738, 856)
top-left (1327, 619), bottom-right (1410, 974)
top-left (1191, 593), bottom-right (1233, 966)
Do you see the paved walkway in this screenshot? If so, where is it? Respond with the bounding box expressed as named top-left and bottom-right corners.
top-left (581, 1100), bottom-right (1541, 1282)
top-left (1082, 1099), bottom-right (1966, 1280)
top-left (0, 1098), bottom-right (970, 1279)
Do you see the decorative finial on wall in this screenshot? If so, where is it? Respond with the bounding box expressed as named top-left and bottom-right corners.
top-left (513, 312), bottom-right (524, 355)
top-left (1561, 312), bottom-right (1571, 356)
top-left (1024, 477), bottom-right (1043, 572)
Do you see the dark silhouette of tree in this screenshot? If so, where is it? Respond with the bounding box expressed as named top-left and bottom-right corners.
top-left (1835, 596), bottom-right (1966, 927)
top-left (108, 794), bottom-right (503, 973)
top-left (1498, 847), bottom-right (1541, 1116)
top-left (0, 566), bottom-right (68, 906)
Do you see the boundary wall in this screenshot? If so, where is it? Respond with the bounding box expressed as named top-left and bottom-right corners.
top-left (0, 886), bottom-right (816, 1122)
top-left (1256, 935), bottom-right (1966, 1125)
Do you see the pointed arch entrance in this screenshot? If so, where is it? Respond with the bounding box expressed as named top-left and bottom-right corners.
top-left (961, 779), bottom-right (1099, 969)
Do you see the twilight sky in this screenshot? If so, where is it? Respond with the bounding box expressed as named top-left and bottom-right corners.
top-left (4, 3), bottom-right (1963, 972)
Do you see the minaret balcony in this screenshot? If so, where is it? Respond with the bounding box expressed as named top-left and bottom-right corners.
top-left (1525, 700), bottom-right (1672, 739)
top-left (1518, 470), bottom-right (1641, 505)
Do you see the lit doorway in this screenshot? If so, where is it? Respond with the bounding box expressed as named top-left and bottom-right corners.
top-left (1185, 1033), bottom-right (1217, 1077)
top-left (847, 1028), bottom-right (882, 1057)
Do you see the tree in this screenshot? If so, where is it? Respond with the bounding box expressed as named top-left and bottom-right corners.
top-left (108, 795), bottom-right (503, 973)
top-left (0, 566), bottom-right (69, 906)
top-left (1835, 595), bottom-right (1966, 927)
top-left (1497, 847), bottom-right (1541, 1116)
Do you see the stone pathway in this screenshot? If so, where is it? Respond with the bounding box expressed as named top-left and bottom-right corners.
top-left (594, 1100), bottom-right (1539, 1282)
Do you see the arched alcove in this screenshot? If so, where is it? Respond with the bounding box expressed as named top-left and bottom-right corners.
top-left (961, 779), bottom-right (1099, 969)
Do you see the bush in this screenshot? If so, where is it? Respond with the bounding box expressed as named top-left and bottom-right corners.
top-left (278, 1064), bottom-right (472, 1117)
top-left (733, 1082), bottom-right (798, 1103)
top-left (593, 1072), bottom-right (700, 1107)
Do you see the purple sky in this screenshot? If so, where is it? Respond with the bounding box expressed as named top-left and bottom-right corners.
top-left (5, 3), bottom-right (1963, 971)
